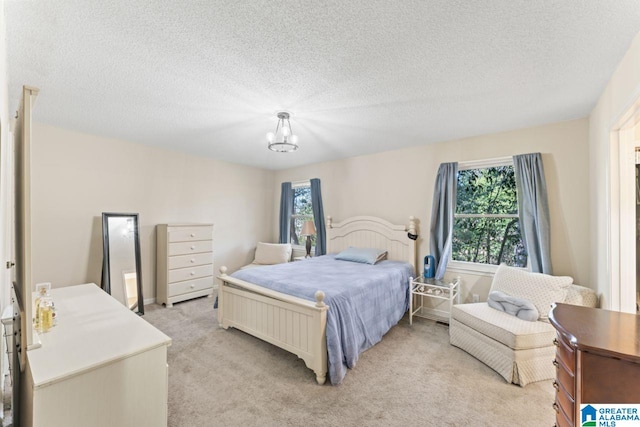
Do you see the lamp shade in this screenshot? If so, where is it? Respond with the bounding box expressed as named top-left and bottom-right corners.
top-left (301, 220), bottom-right (316, 236)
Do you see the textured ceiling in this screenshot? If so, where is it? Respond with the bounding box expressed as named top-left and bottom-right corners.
top-left (6, 1), bottom-right (640, 170)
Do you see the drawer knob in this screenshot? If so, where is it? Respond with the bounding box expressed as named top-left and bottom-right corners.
top-left (552, 381), bottom-right (559, 391)
top-left (190, 271), bottom-right (196, 276)
top-left (552, 359), bottom-right (559, 368)
top-left (190, 284), bottom-right (195, 289)
top-left (190, 258), bottom-right (195, 263)
top-left (552, 402), bottom-right (559, 413)
top-left (190, 246), bottom-right (195, 250)
top-left (190, 233), bottom-right (196, 237)
top-left (553, 338), bottom-right (559, 347)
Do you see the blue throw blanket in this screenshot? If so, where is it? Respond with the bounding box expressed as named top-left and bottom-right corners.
top-left (230, 255), bottom-right (413, 385)
top-left (487, 290), bottom-right (539, 322)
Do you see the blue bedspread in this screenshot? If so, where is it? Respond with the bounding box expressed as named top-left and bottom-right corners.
top-left (230, 255), bottom-right (413, 385)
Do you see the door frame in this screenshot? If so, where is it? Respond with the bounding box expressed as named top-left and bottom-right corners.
top-left (610, 97), bottom-right (640, 313)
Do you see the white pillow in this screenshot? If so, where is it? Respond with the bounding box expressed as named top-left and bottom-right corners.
top-left (489, 264), bottom-right (572, 320)
top-left (253, 242), bottom-right (292, 265)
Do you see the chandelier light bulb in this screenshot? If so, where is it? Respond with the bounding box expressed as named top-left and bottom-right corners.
top-left (266, 132), bottom-right (275, 143)
top-left (282, 126), bottom-right (290, 137)
top-left (290, 135), bottom-right (299, 145)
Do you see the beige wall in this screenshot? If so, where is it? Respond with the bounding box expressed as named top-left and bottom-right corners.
top-left (589, 32), bottom-right (640, 310)
top-left (0, 0), bottom-right (11, 380)
top-left (29, 115), bottom-right (593, 305)
top-left (274, 119), bottom-right (590, 302)
top-left (31, 123), bottom-right (275, 301)
top-left (0, 0), bottom-right (10, 311)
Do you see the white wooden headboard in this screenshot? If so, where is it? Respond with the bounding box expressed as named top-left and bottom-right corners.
top-left (326, 216), bottom-right (417, 273)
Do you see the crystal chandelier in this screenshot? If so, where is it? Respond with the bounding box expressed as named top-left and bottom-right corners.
top-left (267, 111), bottom-right (299, 152)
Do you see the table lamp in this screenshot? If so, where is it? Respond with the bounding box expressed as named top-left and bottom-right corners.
top-left (301, 220), bottom-right (316, 258)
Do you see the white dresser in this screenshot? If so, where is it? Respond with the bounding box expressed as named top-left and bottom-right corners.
top-left (156, 224), bottom-right (214, 307)
top-left (21, 283), bottom-right (172, 427)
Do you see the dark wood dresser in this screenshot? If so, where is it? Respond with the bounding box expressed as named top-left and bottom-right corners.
top-left (549, 303), bottom-right (640, 427)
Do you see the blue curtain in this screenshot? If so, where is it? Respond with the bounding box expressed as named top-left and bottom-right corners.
top-left (429, 162), bottom-right (458, 280)
top-left (310, 178), bottom-right (326, 256)
top-left (279, 182), bottom-right (293, 244)
top-left (513, 153), bottom-right (552, 274)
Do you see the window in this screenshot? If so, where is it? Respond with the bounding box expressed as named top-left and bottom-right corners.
top-left (291, 183), bottom-right (315, 247)
top-left (452, 159), bottom-right (527, 268)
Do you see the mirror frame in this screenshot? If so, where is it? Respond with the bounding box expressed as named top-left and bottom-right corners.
top-left (101, 212), bottom-right (144, 315)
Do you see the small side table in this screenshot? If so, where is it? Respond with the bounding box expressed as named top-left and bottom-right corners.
top-left (409, 275), bottom-right (461, 325)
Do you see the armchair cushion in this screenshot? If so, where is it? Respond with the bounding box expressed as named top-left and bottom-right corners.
top-left (564, 284), bottom-right (598, 308)
top-left (451, 303), bottom-right (556, 350)
top-left (490, 264), bottom-right (572, 320)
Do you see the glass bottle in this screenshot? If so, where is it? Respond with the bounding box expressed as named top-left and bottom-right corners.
top-left (38, 298), bottom-right (53, 333)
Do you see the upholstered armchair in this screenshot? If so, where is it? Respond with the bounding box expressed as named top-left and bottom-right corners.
top-left (449, 265), bottom-right (598, 386)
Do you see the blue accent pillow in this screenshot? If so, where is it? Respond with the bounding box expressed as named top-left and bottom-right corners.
top-left (334, 247), bottom-right (387, 265)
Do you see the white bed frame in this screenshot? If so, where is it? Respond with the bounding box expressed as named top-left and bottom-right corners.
top-left (217, 215), bottom-right (417, 384)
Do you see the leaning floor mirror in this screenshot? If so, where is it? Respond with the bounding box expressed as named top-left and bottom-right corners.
top-left (101, 212), bottom-right (144, 315)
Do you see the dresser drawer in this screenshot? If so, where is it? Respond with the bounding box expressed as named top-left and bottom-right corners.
top-left (168, 276), bottom-right (213, 297)
top-left (555, 385), bottom-right (574, 424)
top-left (554, 334), bottom-right (575, 372)
top-left (555, 357), bottom-right (575, 399)
top-left (169, 264), bottom-right (213, 283)
top-left (555, 401), bottom-right (573, 427)
top-left (169, 240), bottom-right (213, 256)
top-left (169, 252), bottom-right (213, 270)
top-left (168, 226), bottom-right (212, 243)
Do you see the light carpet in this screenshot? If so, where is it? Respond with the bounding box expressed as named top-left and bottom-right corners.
top-left (144, 296), bottom-right (555, 427)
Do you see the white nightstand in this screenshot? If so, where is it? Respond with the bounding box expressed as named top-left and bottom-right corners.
top-left (409, 275), bottom-right (461, 325)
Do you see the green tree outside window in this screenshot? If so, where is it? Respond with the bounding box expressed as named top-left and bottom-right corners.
top-left (453, 165), bottom-right (527, 267)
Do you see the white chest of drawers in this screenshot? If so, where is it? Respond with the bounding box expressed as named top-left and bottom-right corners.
top-left (156, 224), bottom-right (214, 307)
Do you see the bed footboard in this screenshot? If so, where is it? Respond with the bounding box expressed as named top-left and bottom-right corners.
top-left (217, 267), bottom-right (329, 384)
